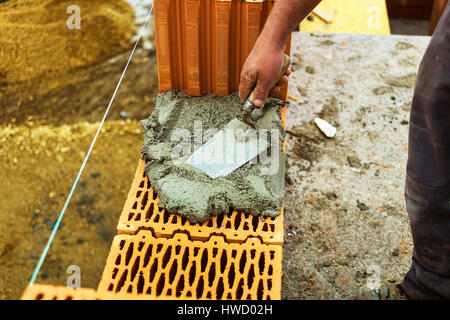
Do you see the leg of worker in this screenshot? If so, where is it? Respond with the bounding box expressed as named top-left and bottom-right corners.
top-left (401, 3), bottom-right (450, 299)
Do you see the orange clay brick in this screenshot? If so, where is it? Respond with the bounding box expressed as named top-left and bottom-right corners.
top-left (21, 284), bottom-right (155, 300)
top-left (22, 285), bottom-right (99, 300)
top-left (154, 0), bottom-right (291, 101)
top-left (116, 158), bottom-right (284, 245)
top-left (98, 231), bottom-right (282, 300)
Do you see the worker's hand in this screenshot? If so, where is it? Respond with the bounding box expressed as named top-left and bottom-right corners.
top-left (239, 41), bottom-right (291, 108)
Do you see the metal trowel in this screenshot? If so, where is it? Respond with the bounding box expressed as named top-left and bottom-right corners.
top-left (186, 54), bottom-right (291, 179)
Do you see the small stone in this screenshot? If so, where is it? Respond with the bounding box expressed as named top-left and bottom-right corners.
top-left (91, 172), bottom-right (101, 179)
top-left (297, 86), bottom-right (307, 96)
top-left (358, 282), bottom-right (404, 300)
top-left (357, 200), bottom-right (369, 211)
top-left (392, 247), bottom-right (401, 256)
top-left (26, 253), bottom-right (39, 259)
top-left (347, 155), bottom-right (362, 168)
top-left (320, 40), bottom-right (335, 46)
top-left (285, 174), bottom-right (293, 185)
top-left (290, 53), bottom-right (303, 71)
top-left (305, 66), bottom-right (315, 74)
top-left (287, 230), bottom-right (297, 238)
top-left (142, 41), bottom-right (154, 51)
top-left (372, 86), bottom-right (393, 96)
top-left (314, 117), bottom-right (336, 138)
top-left (44, 218), bottom-right (63, 231)
top-left (120, 111), bottom-right (131, 119)
top-left (396, 42), bottom-right (414, 50)
top-left (322, 258), bottom-right (332, 267)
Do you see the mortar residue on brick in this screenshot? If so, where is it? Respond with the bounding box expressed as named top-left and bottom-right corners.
top-left (141, 90), bottom-right (286, 223)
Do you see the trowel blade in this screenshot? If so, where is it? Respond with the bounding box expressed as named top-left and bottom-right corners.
top-left (186, 118), bottom-right (268, 179)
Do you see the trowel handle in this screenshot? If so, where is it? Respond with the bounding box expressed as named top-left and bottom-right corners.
top-left (247, 53), bottom-right (291, 105)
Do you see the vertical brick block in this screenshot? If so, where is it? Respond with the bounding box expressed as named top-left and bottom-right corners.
top-left (154, 0), bottom-right (291, 98)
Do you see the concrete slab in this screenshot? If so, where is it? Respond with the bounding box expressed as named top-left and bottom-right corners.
top-left (283, 32), bottom-right (430, 299)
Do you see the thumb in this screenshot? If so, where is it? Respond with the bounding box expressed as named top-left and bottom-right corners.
top-left (251, 79), bottom-right (270, 108)
top-left (239, 71), bottom-right (256, 101)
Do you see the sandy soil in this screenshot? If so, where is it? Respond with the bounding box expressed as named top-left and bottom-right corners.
top-left (0, 0), bottom-right (136, 91)
top-left (0, 50), bottom-right (159, 300)
top-left (0, 0), bottom-right (158, 299)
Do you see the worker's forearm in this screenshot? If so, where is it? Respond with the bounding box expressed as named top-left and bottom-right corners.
top-left (259, 0), bottom-right (321, 50)
top-left (239, 0), bottom-right (321, 106)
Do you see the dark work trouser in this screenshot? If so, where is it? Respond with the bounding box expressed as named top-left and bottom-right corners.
top-left (400, 3), bottom-right (450, 299)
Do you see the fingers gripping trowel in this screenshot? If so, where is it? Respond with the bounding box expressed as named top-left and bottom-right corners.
top-left (186, 54), bottom-right (291, 179)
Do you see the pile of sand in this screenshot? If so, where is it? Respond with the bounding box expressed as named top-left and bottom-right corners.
top-left (0, 0), bottom-right (136, 89)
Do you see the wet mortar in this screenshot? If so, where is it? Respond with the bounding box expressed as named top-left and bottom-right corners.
top-left (141, 91), bottom-right (286, 223)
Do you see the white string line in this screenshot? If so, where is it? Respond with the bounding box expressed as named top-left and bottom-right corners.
top-left (29, 3), bottom-right (154, 286)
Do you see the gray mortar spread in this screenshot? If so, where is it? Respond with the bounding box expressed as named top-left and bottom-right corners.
top-left (141, 90), bottom-right (286, 223)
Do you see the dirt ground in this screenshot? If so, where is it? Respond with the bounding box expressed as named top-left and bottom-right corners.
top-left (0, 0), bottom-right (135, 91)
top-left (0, 0), bottom-right (158, 299)
top-left (0, 1), bottom-right (432, 300)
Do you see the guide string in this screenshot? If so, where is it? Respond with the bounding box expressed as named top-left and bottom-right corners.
top-left (29, 3), bottom-right (154, 286)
